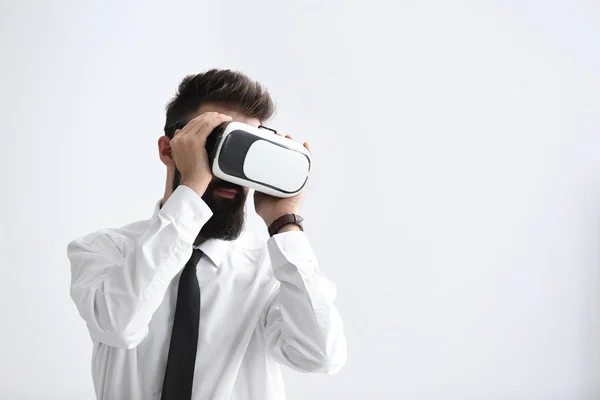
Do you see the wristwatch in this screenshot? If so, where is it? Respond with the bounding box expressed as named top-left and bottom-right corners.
top-left (268, 214), bottom-right (304, 237)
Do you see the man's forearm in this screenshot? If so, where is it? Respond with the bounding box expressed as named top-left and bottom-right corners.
top-left (263, 231), bottom-right (347, 373)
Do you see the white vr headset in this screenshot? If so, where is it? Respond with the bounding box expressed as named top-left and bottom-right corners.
top-left (173, 121), bottom-right (312, 198)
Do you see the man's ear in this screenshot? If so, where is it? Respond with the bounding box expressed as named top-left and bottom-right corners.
top-left (158, 136), bottom-right (175, 167)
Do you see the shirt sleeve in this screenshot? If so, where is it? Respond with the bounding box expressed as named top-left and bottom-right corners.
top-left (67, 186), bottom-right (212, 349)
top-left (262, 230), bottom-right (347, 373)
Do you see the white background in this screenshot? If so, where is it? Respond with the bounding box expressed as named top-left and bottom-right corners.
top-left (1, 0), bottom-right (600, 399)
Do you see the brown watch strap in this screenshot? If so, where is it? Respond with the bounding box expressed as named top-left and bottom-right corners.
top-left (268, 214), bottom-right (304, 237)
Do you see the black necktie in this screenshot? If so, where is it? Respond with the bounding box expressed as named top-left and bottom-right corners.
top-left (161, 249), bottom-right (203, 400)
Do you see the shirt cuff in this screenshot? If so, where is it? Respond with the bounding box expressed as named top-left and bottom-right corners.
top-left (159, 185), bottom-right (213, 235)
top-left (267, 231), bottom-right (318, 273)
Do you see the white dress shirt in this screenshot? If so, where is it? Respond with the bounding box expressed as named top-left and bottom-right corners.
top-left (67, 185), bottom-right (347, 400)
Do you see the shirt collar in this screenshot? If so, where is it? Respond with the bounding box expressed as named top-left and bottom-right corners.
top-left (194, 239), bottom-right (229, 268)
top-left (153, 199), bottom-right (229, 268)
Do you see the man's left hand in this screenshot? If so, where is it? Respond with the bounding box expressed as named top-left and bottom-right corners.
top-left (254, 135), bottom-right (312, 227)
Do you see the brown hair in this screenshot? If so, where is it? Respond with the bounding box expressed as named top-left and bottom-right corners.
top-left (164, 69), bottom-right (276, 138)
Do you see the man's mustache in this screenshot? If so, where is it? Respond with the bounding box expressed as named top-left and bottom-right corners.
top-left (209, 181), bottom-right (244, 195)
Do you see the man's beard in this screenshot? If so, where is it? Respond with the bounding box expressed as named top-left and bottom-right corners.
top-left (173, 168), bottom-right (247, 241)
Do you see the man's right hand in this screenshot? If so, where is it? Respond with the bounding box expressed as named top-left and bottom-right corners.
top-left (170, 112), bottom-right (233, 196)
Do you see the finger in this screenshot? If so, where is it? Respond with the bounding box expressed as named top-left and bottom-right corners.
top-left (176, 114), bottom-right (205, 135)
top-left (188, 111), bottom-right (220, 124)
top-left (204, 113), bottom-right (233, 125)
top-left (184, 112), bottom-right (229, 133)
top-left (303, 142), bottom-right (312, 153)
top-left (285, 134), bottom-right (294, 140)
top-left (197, 114), bottom-right (232, 138)
top-left (184, 113), bottom-right (232, 136)
top-left (208, 113), bottom-right (233, 124)
top-left (195, 121), bottom-right (209, 135)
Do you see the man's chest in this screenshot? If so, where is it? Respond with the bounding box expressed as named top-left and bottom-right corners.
top-left (146, 256), bottom-right (276, 344)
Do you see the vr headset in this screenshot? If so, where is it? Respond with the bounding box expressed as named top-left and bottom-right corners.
top-left (173, 121), bottom-right (312, 198)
